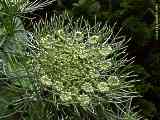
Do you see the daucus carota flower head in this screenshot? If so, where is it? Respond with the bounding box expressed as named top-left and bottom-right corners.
top-left (31, 15), bottom-right (136, 119)
top-left (37, 25), bottom-right (130, 108)
top-left (38, 28), bottom-right (115, 106)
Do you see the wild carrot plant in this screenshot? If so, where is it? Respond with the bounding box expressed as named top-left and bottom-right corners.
top-left (0, 0), bottom-right (139, 119)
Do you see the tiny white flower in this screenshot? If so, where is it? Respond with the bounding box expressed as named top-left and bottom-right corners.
top-left (57, 29), bottom-right (64, 35)
top-left (81, 82), bottom-right (94, 92)
top-left (75, 31), bottom-right (84, 37)
top-left (108, 76), bottom-right (120, 86)
top-left (97, 82), bottom-right (109, 92)
top-left (53, 81), bottom-right (64, 91)
top-left (69, 87), bottom-right (79, 95)
top-left (46, 34), bottom-right (51, 38)
top-left (78, 94), bottom-right (90, 107)
top-left (99, 46), bottom-right (113, 56)
top-left (41, 34), bottom-right (52, 47)
top-left (40, 75), bottom-right (52, 86)
top-left (79, 51), bottom-right (88, 59)
top-left (89, 70), bottom-right (100, 78)
top-left (60, 92), bottom-right (72, 102)
top-left (99, 61), bottom-right (112, 70)
top-left (89, 35), bottom-right (100, 44)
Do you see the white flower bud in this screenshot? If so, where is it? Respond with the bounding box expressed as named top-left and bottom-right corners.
top-left (78, 94), bottom-right (90, 107)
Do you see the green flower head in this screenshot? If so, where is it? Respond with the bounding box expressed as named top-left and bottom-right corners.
top-left (30, 15), bottom-right (136, 119)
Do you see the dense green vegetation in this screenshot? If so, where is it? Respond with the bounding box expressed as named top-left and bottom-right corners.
top-left (0, 0), bottom-right (159, 120)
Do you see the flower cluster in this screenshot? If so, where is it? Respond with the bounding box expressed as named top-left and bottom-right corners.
top-left (37, 28), bottom-right (126, 109)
